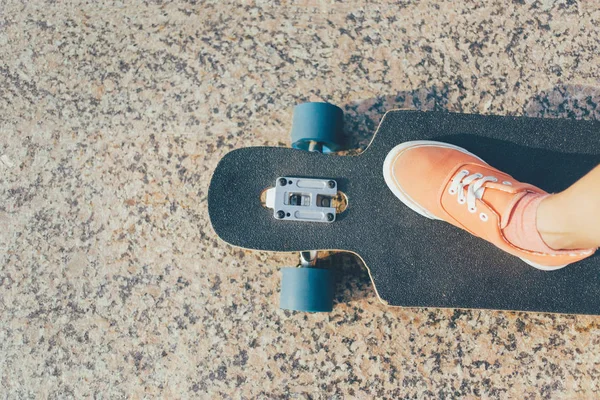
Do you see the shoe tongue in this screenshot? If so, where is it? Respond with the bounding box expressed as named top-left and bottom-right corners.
top-left (481, 187), bottom-right (528, 229)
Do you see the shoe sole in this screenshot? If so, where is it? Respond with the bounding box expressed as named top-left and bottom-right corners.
top-left (382, 140), bottom-right (568, 271)
top-left (519, 258), bottom-right (567, 271)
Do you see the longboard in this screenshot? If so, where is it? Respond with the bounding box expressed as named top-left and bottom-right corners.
top-left (208, 110), bottom-right (600, 315)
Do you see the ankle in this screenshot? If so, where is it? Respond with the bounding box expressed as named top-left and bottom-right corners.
top-left (536, 194), bottom-right (581, 250)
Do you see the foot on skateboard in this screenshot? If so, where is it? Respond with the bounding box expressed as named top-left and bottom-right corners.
top-left (383, 140), bottom-right (596, 270)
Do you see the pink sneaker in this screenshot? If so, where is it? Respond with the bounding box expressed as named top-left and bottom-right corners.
top-left (383, 140), bottom-right (595, 270)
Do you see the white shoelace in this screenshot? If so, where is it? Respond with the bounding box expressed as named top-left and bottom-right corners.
top-left (448, 169), bottom-right (498, 212)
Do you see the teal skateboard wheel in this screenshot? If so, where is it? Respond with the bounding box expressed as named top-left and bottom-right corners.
top-left (280, 267), bottom-right (334, 312)
top-left (291, 102), bottom-right (344, 153)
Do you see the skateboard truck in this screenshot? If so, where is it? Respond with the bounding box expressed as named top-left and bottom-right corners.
top-left (211, 102), bottom-right (345, 312)
top-left (264, 177), bottom-right (337, 223)
top-left (275, 103), bottom-right (345, 312)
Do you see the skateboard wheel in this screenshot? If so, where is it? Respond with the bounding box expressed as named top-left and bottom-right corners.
top-left (291, 102), bottom-right (344, 153)
top-left (280, 267), bottom-right (334, 312)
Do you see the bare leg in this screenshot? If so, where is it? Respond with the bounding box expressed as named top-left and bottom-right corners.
top-left (537, 165), bottom-right (600, 249)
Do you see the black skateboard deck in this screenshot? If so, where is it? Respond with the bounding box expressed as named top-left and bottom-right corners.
top-left (208, 110), bottom-right (600, 315)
